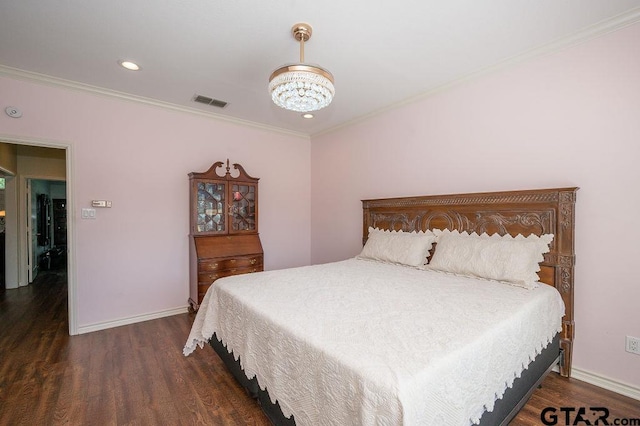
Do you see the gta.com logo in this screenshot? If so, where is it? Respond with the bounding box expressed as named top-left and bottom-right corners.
top-left (541, 407), bottom-right (640, 425)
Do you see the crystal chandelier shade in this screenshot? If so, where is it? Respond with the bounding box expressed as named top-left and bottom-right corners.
top-left (269, 23), bottom-right (335, 113)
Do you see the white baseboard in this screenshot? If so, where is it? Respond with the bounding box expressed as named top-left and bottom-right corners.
top-left (572, 366), bottom-right (640, 401)
top-left (77, 305), bottom-right (189, 334)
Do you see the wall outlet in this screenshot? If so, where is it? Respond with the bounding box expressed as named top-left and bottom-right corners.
top-left (626, 336), bottom-right (640, 355)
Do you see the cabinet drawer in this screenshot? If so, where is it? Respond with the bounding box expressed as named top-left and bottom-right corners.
top-left (199, 255), bottom-right (262, 271)
top-left (198, 265), bottom-right (263, 285)
top-left (197, 266), bottom-right (263, 300)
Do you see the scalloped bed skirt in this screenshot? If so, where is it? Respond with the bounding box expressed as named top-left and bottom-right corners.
top-left (210, 333), bottom-right (561, 426)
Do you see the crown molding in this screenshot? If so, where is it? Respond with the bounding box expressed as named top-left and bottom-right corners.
top-left (0, 65), bottom-right (309, 140)
top-left (313, 7), bottom-right (640, 138)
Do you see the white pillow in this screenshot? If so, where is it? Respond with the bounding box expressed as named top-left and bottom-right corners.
top-left (428, 229), bottom-right (554, 289)
top-left (357, 227), bottom-right (436, 267)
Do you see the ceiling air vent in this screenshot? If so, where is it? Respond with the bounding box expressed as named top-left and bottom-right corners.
top-left (193, 94), bottom-right (228, 108)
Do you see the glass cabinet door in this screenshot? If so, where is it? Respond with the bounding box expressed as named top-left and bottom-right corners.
top-left (195, 181), bottom-right (226, 233)
top-left (230, 183), bottom-right (256, 232)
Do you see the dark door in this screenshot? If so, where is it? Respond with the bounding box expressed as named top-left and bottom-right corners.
top-left (52, 199), bottom-right (67, 246)
top-left (0, 232), bottom-right (5, 290)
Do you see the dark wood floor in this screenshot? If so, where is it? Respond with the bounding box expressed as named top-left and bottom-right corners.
top-left (1, 271), bottom-right (638, 425)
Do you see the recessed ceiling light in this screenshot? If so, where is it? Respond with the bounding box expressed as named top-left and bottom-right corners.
top-left (118, 60), bottom-right (141, 71)
top-left (301, 113), bottom-right (314, 119)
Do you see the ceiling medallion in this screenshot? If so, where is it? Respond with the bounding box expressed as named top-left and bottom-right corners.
top-left (268, 23), bottom-right (335, 113)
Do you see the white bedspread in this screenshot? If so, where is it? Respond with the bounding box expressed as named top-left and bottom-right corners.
top-left (184, 258), bottom-right (564, 426)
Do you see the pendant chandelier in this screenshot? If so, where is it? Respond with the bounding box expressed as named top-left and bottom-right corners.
top-left (268, 23), bottom-right (335, 113)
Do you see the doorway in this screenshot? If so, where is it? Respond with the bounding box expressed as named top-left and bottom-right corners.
top-left (0, 138), bottom-right (76, 335)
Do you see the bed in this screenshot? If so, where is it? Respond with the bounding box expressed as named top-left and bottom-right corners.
top-left (184, 187), bottom-right (578, 425)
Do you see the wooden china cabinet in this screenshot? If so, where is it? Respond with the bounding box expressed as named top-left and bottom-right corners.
top-left (188, 160), bottom-right (263, 311)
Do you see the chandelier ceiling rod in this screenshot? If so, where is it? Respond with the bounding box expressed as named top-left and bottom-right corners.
top-left (293, 23), bottom-right (311, 62)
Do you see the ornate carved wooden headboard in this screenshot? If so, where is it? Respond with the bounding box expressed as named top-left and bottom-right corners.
top-left (362, 187), bottom-right (578, 377)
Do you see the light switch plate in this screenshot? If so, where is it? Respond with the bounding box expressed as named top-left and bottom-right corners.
top-left (81, 208), bottom-right (96, 219)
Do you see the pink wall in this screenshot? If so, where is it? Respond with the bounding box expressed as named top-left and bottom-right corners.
top-left (1, 76), bottom-right (311, 328)
top-left (311, 23), bottom-right (640, 387)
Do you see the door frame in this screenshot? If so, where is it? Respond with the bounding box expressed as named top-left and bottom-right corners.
top-left (25, 178), bottom-right (33, 283)
top-left (1, 134), bottom-right (77, 335)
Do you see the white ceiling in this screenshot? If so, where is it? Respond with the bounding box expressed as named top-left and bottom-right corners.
top-left (1, 1), bottom-right (639, 136)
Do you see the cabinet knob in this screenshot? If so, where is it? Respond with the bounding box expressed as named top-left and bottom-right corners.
top-left (250, 259), bottom-right (257, 265)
